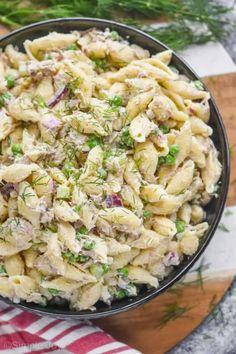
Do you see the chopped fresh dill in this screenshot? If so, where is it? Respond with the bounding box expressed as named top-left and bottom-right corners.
top-left (224, 208), bottom-right (233, 217)
top-left (0, 92), bottom-right (10, 107)
top-left (67, 77), bottom-right (83, 94)
top-left (120, 126), bottom-right (134, 149)
top-left (47, 288), bottom-right (60, 296)
top-left (31, 174), bottom-right (48, 187)
top-left (32, 95), bottom-right (46, 108)
top-left (218, 223), bottom-right (230, 233)
top-left (0, 1), bottom-right (234, 52)
top-left (158, 302), bottom-right (192, 328)
top-left (0, 265), bottom-right (6, 274)
top-left (19, 185), bottom-right (35, 203)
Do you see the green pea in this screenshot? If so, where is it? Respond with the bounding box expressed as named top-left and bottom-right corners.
top-left (158, 156), bottom-right (166, 165)
top-left (102, 263), bottom-right (109, 274)
top-left (143, 210), bottom-right (152, 219)
top-left (90, 263), bottom-right (109, 278)
top-left (165, 154), bottom-right (176, 165)
top-left (78, 255), bottom-right (90, 263)
top-left (83, 239), bottom-right (96, 250)
top-left (118, 267), bottom-right (129, 277)
top-left (11, 143), bottom-right (23, 156)
top-left (159, 124), bottom-right (170, 134)
top-left (77, 226), bottom-right (88, 235)
top-left (47, 288), bottom-right (60, 296)
top-left (62, 250), bottom-right (78, 262)
top-left (87, 135), bottom-right (102, 149)
top-left (5, 74), bottom-right (15, 89)
top-left (115, 289), bottom-right (127, 300)
top-left (73, 204), bottom-right (81, 213)
top-left (176, 220), bottom-right (186, 233)
top-left (111, 95), bottom-right (122, 107)
top-left (169, 144), bottom-right (180, 156)
top-left (111, 31), bottom-right (119, 41)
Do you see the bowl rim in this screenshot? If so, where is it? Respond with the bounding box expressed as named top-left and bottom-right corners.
top-left (0, 17), bottom-right (230, 319)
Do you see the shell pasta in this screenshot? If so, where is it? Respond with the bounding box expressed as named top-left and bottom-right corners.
top-left (0, 29), bottom-right (221, 310)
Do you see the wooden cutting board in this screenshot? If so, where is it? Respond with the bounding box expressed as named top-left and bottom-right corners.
top-left (0, 25), bottom-right (235, 354)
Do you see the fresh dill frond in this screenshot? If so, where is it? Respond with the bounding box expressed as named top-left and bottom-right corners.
top-left (224, 208), bottom-right (233, 217)
top-left (0, 0), bottom-right (234, 51)
top-left (158, 302), bottom-right (192, 328)
top-left (31, 174), bottom-right (48, 187)
top-left (19, 185), bottom-right (35, 203)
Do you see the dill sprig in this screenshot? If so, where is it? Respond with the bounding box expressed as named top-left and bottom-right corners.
top-left (218, 222), bottom-right (230, 232)
top-left (0, 0), bottom-right (234, 51)
top-left (158, 302), bottom-right (192, 328)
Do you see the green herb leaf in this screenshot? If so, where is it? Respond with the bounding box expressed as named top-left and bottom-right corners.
top-left (115, 289), bottom-right (127, 300)
top-left (47, 288), bottom-right (60, 296)
top-left (0, 265), bottom-right (6, 274)
top-left (118, 267), bottom-right (129, 277)
top-left (67, 77), bottom-right (82, 94)
top-left (62, 161), bottom-right (74, 178)
top-left (218, 223), bottom-right (229, 232)
top-left (32, 95), bottom-right (46, 108)
top-left (0, 92), bottom-right (10, 107)
top-left (74, 204), bottom-right (81, 213)
top-left (66, 43), bottom-right (77, 50)
top-left (87, 135), bottom-right (102, 149)
top-left (93, 58), bottom-right (108, 70)
top-left (120, 127), bottom-right (134, 149)
top-left (158, 302), bottom-right (192, 328)
top-left (224, 208), bottom-right (233, 217)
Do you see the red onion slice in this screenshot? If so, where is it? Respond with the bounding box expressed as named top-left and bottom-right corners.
top-left (105, 194), bottom-right (123, 208)
top-left (47, 86), bottom-right (68, 108)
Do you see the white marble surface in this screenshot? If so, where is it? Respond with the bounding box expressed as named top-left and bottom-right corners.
top-left (178, 42), bottom-right (236, 77)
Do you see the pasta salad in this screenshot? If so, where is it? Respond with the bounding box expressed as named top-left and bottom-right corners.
top-left (0, 29), bottom-right (222, 310)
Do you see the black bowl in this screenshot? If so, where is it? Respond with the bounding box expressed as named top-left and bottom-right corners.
top-left (0, 18), bottom-right (230, 319)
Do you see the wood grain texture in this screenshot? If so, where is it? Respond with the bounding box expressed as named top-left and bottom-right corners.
top-left (203, 74), bottom-right (236, 207)
top-left (95, 278), bottom-right (233, 354)
top-left (0, 25), bottom-right (235, 354)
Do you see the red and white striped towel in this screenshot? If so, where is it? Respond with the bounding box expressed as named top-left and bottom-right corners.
top-left (0, 301), bottom-right (140, 354)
